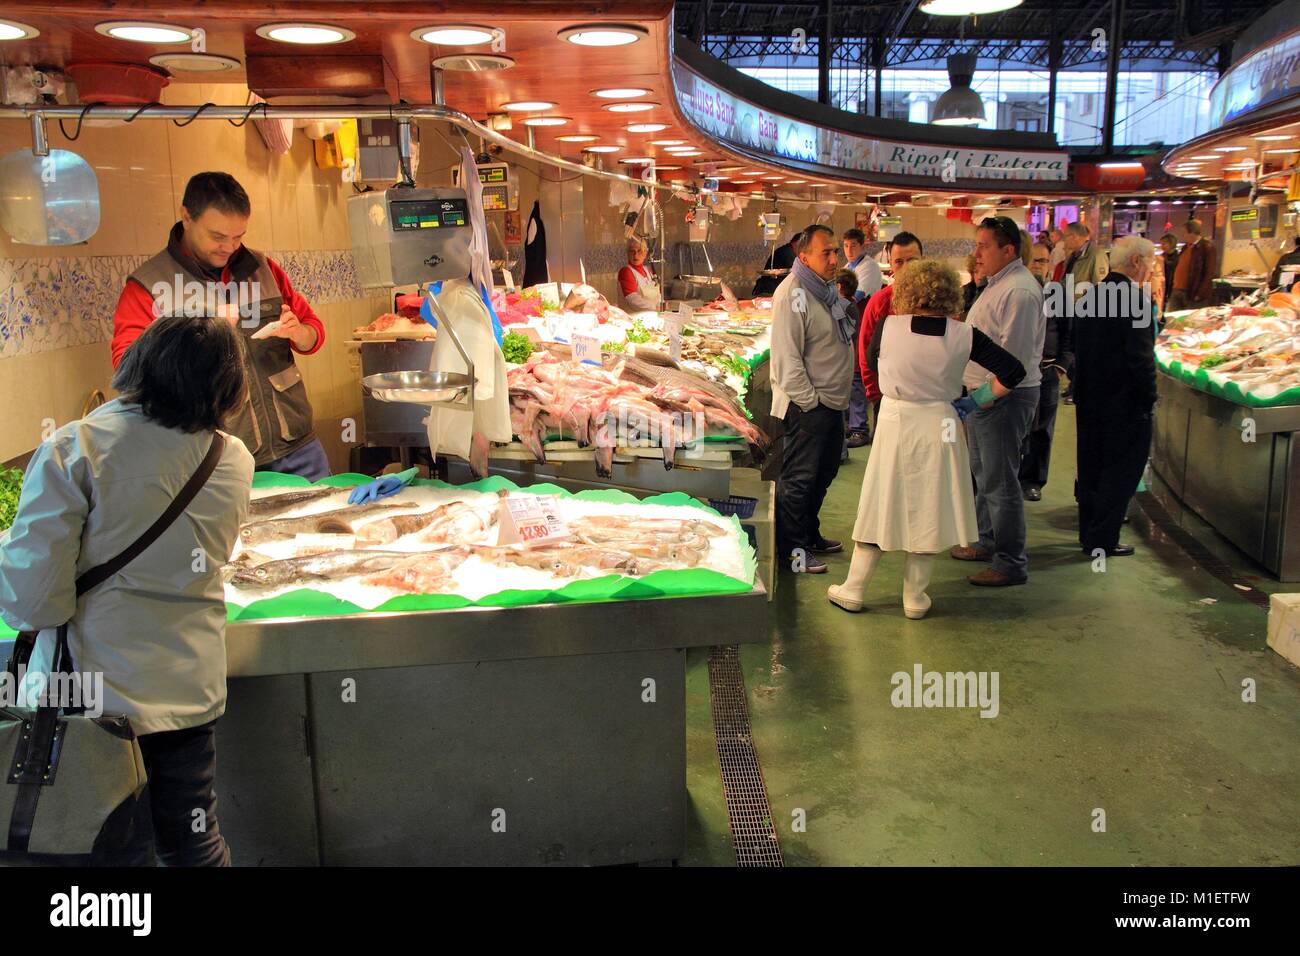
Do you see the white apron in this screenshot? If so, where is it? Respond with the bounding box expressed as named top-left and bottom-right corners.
top-left (624, 263), bottom-right (661, 312)
top-left (425, 278), bottom-right (511, 459)
top-left (852, 315), bottom-right (978, 552)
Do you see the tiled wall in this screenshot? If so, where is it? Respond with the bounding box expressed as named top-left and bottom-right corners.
top-left (0, 82), bottom-right (378, 469)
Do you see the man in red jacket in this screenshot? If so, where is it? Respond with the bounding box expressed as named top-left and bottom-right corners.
top-left (856, 231), bottom-right (925, 428)
top-left (111, 172), bottom-right (330, 478)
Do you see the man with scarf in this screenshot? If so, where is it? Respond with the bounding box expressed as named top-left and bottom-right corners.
top-left (110, 172), bottom-right (330, 479)
top-left (771, 224), bottom-right (856, 574)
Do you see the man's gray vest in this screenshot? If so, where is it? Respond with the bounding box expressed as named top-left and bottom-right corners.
top-left (128, 235), bottom-right (315, 465)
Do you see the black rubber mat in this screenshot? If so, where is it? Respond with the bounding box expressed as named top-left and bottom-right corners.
top-left (707, 645), bottom-right (784, 866)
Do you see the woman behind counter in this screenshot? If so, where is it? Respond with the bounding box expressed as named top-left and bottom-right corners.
top-left (0, 315), bottom-right (253, 865)
top-left (829, 260), bottom-right (1025, 619)
top-left (618, 236), bottom-right (662, 313)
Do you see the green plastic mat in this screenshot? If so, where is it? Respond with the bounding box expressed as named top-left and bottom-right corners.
top-left (228, 473), bottom-right (758, 621)
top-left (1156, 355), bottom-right (1300, 408)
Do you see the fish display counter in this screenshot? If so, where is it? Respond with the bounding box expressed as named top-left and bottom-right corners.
top-left (1151, 301), bottom-right (1300, 581)
top-left (212, 473), bottom-right (768, 866)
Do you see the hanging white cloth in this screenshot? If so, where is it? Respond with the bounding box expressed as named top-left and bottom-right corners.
top-left (458, 147), bottom-right (494, 296)
top-left (424, 278), bottom-right (511, 463)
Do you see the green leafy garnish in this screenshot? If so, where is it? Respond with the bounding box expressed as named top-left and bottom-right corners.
top-left (0, 466), bottom-right (23, 533)
top-left (1200, 354), bottom-right (1229, 369)
top-left (625, 318), bottom-right (652, 344)
top-left (603, 340), bottom-right (626, 353)
top-left (501, 331), bottom-right (535, 365)
top-left (710, 353), bottom-right (750, 378)
top-left (517, 288), bottom-right (541, 301)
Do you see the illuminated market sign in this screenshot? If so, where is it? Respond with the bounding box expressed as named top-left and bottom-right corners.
top-left (1210, 29), bottom-right (1300, 126)
top-left (674, 66), bottom-right (1068, 183)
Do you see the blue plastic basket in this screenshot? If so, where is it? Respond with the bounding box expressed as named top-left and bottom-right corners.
top-left (708, 495), bottom-right (758, 519)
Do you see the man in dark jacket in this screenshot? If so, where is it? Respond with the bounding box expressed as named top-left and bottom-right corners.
top-left (1073, 235), bottom-right (1158, 557)
top-left (752, 234), bottom-right (799, 297)
top-left (1019, 243), bottom-right (1072, 501)
top-left (1272, 237), bottom-right (1300, 292)
top-left (1169, 219), bottom-right (1217, 310)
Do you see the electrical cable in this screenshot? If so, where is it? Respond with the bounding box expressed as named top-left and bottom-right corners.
top-left (57, 101), bottom-right (101, 141)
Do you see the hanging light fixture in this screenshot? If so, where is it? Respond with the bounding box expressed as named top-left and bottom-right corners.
top-left (920, 1), bottom-right (1024, 14)
top-left (931, 54), bottom-right (984, 126)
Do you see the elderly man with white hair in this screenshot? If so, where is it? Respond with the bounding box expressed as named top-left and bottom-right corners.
top-left (1072, 234), bottom-right (1159, 558)
top-left (617, 236), bottom-right (661, 313)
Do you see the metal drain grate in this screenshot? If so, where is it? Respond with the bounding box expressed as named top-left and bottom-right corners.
top-left (1136, 491), bottom-right (1271, 611)
top-left (708, 645), bottom-right (784, 867)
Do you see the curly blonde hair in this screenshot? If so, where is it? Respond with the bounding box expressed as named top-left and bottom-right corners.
top-left (891, 258), bottom-right (962, 316)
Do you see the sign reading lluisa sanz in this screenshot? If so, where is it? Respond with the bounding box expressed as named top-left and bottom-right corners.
top-left (674, 64), bottom-right (1069, 183)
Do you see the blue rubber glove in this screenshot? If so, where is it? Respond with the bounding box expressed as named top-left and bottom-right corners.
top-left (951, 395), bottom-right (980, 421)
top-left (348, 467), bottom-right (419, 504)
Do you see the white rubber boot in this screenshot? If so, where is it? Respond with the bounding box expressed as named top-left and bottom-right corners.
top-left (903, 552), bottom-right (936, 620)
top-left (828, 543), bottom-right (882, 613)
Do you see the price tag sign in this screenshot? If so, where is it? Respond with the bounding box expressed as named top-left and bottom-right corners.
top-left (572, 332), bottom-right (602, 365)
top-left (664, 305), bottom-right (689, 362)
top-left (497, 494), bottom-right (569, 548)
top-left (502, 268), bottom-right (515, 291)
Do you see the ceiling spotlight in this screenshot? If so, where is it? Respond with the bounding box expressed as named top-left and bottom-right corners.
top-left (732, 179), bottom-right (756, 185)
top-left (618, 157), bottom-right (654, 165)
top-left (1264, 148), bottom-right (1300, 155)
top-left (559, 25), bottom-right (647, 47)
top-left (1252, 134), bottom-right (1294, 141)
top-left (96, 20), bottom-right (195, 43)
top-left (653, 165), bottom-right (681, 171)
top-left (0, 19), bottom-right (39, 40)
top-left (669, 149), bottom-right (703, 156)
top-left (762, 176), bottom-right (784, 181)
top-left (556, 134), bottom-right (599, 142)
top-left (604, 102), bottom-right (657, 113)
top-left (785, 179), bottom-right (808, 184)
top-left (256, 23), bottom-right (355, 44)
top-left (626, 123), bottom-right (668, 133)
top-left (583, 145), bottom-right (621, 153)
top-left (593, 87), bottom-right (650, 98)
top-left (521, 116), bottom-right (571, 126)
top-left (1188, 155), bottom-right (1219, 160)
top-left (1213, 145), bottom-right (1247, 152)
top-left (432, 54), bottom-right (516, 72)
top-left (501, 101), bottom-right (555, 111)
top-left (920, 1), bottom-right (1025, 15)
top-left (150, 52), bottom-right (241, 72)
top-left (412, 25), bottom-right (497, 46)
top-left (650, 140), bottom-right (685, 146)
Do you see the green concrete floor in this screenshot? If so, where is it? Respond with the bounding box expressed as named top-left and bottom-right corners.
top-left (682, 404), bottom-right (1300, 866)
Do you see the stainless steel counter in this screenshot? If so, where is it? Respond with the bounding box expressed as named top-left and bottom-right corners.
top-left (1151, 371), bottom-right (1300, 580)
top-left (217, 583), bottom-right (768, 866)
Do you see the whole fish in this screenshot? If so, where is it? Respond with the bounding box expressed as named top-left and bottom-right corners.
top-left (247, 486), bottom-right (340, 518)
top-left (229, 550), bottom-right (411, 590)
top-left (362, 547), bottom-right (470, 593)
top-left (240, 501), bottom-right (419, 547)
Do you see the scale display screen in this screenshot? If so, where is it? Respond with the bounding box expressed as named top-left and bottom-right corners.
top-left (479, 166), bottom-right (507, 184)
top-left (390, 198), bottom-right (470, 231)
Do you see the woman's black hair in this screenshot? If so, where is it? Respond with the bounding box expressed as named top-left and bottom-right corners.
top-left (112, 316), bottom-right (247, 433)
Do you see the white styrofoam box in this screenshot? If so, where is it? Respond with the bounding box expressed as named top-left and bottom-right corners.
top-left (1266, 592), bottom-right (1300, 669)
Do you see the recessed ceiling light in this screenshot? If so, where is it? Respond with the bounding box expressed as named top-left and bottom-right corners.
top-left (786, 179), bottom-right (808, 184)
top-left (256, 23), bottom-right (354, 45)
top-left (150, 52), bottom-right (241, 73)
top-left (583, 145), bottom-right (621, 153)
top-left (556, 134), bottom-right (599, 142)
top-left (432, 53), bottom-right (516, 72)
top-left (412, 25), bottom-right (497, 46)
top-left (709, 175), bottom-right (730, 181)
top-left (670, 149), bottom-right (703, 156)
top-left (559, 25), bottom-right (647, 47)
top-left (1252, 134), bottom-right (1293, 141)
top-left (618, 157), bottom-right (654, 165)
top-left (762, 176), bottom-right (784, 181)
top-left (501, 101), bottom-right (555, 112)
top-left (650, 140), bottom-right (685, 146)
top-left (604, 102), bottom-right (657, 113)
top-left (1213, 145), bottom-right (1247, 152)
top-left (732, 179), bottom-right (756, 185)
top-left (741, 170), bottom-right (766, 176)
top-left (96, 21), bottom-right (194, 43)
top-left (0, 18), bottom-right (39, 40)
top-left (1264, 147), bottom-right (1299, 154)
top-left (654, 165), bottom-right (681, 171)
top-left (663, 146), bottom-right (697, 153)
top-left (521, 116), bottom-right (571, 126)
top-left (593, 87), bottom-right (650, 98)
top-left (716, 166), bottom-right (743, 173)
top-left (1126, 200), bottom-right (1139, 206)
top-left (626, 123), bottom-right (668, 133)
top-left (1188, 155), bottom-right (1219, 160)
top-left (1172, 200), bottom-right (1183, 205)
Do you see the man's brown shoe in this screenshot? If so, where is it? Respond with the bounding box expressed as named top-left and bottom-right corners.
top-left (967, 568), bottom-right (1027, 587)
top-left (949, 545), bottom-right (991, 562)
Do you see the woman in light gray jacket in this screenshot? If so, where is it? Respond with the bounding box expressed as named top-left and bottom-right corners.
top-left (0, 315), bottom-right (253, 865)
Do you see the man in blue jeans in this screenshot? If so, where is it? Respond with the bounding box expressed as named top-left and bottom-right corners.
top-left (952, 218), bottom-right (1045, 586)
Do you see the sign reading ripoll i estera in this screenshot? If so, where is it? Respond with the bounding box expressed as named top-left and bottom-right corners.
top-left (674, 65), bottom-right (1069, 183)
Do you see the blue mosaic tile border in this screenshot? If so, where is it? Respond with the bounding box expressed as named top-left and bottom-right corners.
top-left (0, 249), bottom-right (363, 359)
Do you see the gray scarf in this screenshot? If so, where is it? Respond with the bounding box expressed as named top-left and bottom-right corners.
top-left (792, 258), bottom-right (855, 344)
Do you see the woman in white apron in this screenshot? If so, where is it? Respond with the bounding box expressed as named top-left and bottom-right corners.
top-left (618, 237), bottom-right (661, 313)
top-left (829, 260), bottom-right (1026, 619)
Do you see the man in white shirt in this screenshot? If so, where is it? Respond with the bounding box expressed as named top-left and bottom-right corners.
top-left (842, 228), bottom-right (883, 301)
top-left (952, 216), bottom-right (1045, 587)
top-left (772, 224), bottom-right (855, 574)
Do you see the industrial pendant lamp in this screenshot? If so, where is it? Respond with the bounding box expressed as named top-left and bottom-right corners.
top-left (931, 53), bottom-right (985, 126)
